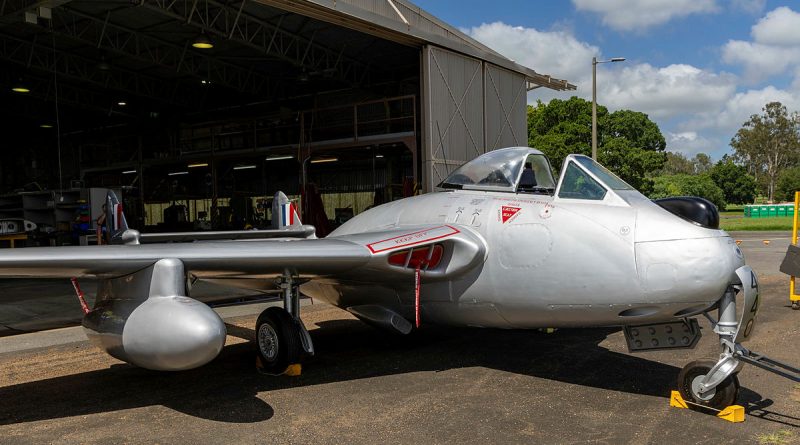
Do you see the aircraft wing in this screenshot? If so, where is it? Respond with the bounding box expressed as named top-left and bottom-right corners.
top-left (0, 224), bottom-right (487, 282)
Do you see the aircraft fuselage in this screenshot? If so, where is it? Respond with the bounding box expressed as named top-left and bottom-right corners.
top-left (304, 188), bottom-right (744, 329)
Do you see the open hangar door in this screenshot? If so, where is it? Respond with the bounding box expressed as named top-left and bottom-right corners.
top-left (0, 0), bottom-right (573, 244)
top-left (421, 46), bottom-right (530, 192)
top-left (0, 0), bottom-right (423, 241)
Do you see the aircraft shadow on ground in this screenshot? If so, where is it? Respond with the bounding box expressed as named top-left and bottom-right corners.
top-left (0, 319), bottom-right (777, 426)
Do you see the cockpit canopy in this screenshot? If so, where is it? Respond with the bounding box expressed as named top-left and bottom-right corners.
top-left (438, 147), bottom-right (556, 194)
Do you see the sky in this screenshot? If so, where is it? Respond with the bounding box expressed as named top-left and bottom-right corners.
top-left (412, 0), bottom-right (800, 161)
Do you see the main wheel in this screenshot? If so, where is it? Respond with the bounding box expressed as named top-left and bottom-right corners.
top-left (255, 307), bottom-right (303, 375)
top-left (677, 360), bottom-right (740, 410)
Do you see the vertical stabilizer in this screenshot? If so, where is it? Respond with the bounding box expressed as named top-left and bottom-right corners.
top-left (105, 190), bottom-right (129, 240)
top-left (271, 191), bottom-right (301, 229)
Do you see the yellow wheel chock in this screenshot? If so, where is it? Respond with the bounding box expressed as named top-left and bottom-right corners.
top-left (284, 363), bottom-right (302, 376)
top-left (669, 390), bottom-right (745, 423)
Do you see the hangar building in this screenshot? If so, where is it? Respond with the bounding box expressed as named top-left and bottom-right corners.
top-left (0, 0), bottom-right (574, 243)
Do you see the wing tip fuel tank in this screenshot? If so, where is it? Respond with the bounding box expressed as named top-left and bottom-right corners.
top-left (83, 258), bottom-right (227, 371)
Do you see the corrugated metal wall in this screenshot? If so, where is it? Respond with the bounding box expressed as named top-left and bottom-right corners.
top-left (422, 46), bottom-right (484, 191)
top-left (421, 45), bottom-right (527, 191)
top-left (484, 63), bottom-right (527, 151)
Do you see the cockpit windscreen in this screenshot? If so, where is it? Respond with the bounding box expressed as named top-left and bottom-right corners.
top-left (439, 150), bottom-right (524, 189)
top-left (574, 156), bottom-right (633, 190)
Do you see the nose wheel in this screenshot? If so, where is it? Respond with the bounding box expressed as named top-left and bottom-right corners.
top-left (678, 360), bottom-right (740, 410)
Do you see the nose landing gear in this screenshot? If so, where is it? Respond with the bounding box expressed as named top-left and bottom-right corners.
top-left (677, 360), bottom-right (740, 409)
top-left (681, 266), bottom-right (800, 410)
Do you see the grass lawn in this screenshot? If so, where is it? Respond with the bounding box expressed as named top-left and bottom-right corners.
top-left (720, 216), bottom-right (795, 231)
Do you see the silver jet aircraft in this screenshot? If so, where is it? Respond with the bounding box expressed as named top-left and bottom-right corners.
top-left (0, 147), bottom-right (790, 410)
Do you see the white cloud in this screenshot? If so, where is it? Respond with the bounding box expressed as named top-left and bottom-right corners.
top-left (751, 6), bottom-right (800, 46)
top-left (464, 23), bottom-right (734, 121)
top-left (731, 0), bottom-right (766, 15)
top-left (598, 64), bottom-right (737, 119)
top-left (667, 132), bottom-right (716, 157)
top-left (464, 22), bottom-right (597, 85)
top-left (721, 40), bottom-right (800, 81)
top-left (701, 85), bottom-right (800, 129)
top-left (722, 7), bottom-right (800, 82)
top-left (572, 0), bottom-right (717, 32)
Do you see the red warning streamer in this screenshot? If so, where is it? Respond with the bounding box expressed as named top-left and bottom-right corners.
top-left (70, 277), bottom-right (91, 315)
top-left (414, 266), bottom-right (421, 328)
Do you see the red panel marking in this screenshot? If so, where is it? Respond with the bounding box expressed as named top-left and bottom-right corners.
top-left (115, 204), bottom-right (123, 230)
top-left (366, 225), bottom-right (460, 254)
top-left (501, 206), bottom-right (521, 223)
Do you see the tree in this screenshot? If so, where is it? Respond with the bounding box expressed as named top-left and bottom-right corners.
top-left (730, 101), bottom-right (800, 202)
top-left (709, 159), bottom-right (757, 205)
top-left (527, 97), bottom-right (598, 170)
top-left (776, 166), bottom-right (800, 202)
top-left (528, 97), bottom-right (666, 191)
top-left (661, 152), bottom-right (694, 175)
top-left (651, 174), bottom-right (727, 210)
top-left (692, 153), bottom-right (713, 174)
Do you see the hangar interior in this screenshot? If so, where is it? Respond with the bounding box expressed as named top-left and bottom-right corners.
top-left (0, 0), bottom-right (573, 245)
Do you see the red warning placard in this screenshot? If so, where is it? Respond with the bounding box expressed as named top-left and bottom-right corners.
top-left (366, 225), bottom-right (461, 253)
top-left (501, 206), bottom-right (520, 223)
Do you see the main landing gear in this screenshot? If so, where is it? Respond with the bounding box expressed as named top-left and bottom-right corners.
top-left (255, 273), bottom-right (314, 375)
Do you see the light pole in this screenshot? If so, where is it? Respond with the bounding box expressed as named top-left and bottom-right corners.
top-left (592, 56), bottom-right (625, 160)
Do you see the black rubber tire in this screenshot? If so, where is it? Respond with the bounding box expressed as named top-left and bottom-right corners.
top-left (677, 360), bottom-right (740, 410)
top-left (255, 307), bottom-right (303, 375)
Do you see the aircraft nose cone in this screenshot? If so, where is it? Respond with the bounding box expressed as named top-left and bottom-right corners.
top-left (635, 236), bottom-right (740, 302)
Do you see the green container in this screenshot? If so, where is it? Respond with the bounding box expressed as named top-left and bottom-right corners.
top-left (769, 206), bottom-right (778, 217)
top-left (778, 206), bottom-right (787, 216)
top-left (744, 206), bottom-right (751, 217)
top-left (749, 206), bottom-right (759, 218)
top-left (761, 206), bottom-right (769, 218)
top-left (789, 206), bottom-right (795, 216)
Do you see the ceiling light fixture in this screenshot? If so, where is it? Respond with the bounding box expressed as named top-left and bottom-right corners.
top-left (122, 170), bottom-right (137, 174)
top-left (265, 155), bottom-right (294, 161)
top-left (168, 171), bottom-right (189, 176)
top-left (117, 101), bottom-right (127, 106)
top-left (187, 163), bottom-right (208, 168)
top-left (310, 157), bottom-right (338, 164)
top-left (39, 124), bottom-right (53, 129)
top-left (11, 79), bottom-right (29, 93)
top-left (97, 54), bottom-right (111, 71)
top-left (192, 33), bottom-right (214, 49)
top-left (233, 165), bottom-right (257, 170)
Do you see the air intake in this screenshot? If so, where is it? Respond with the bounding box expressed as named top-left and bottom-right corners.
top-left (653, 197), bottom-right (719, 229)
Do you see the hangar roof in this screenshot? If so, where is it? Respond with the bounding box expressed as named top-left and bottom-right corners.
top-left (256, 0), bottom-right (577, 91)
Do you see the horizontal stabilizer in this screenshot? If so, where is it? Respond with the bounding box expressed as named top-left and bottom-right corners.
top-left (134, 226), bottom-right (316, 243)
